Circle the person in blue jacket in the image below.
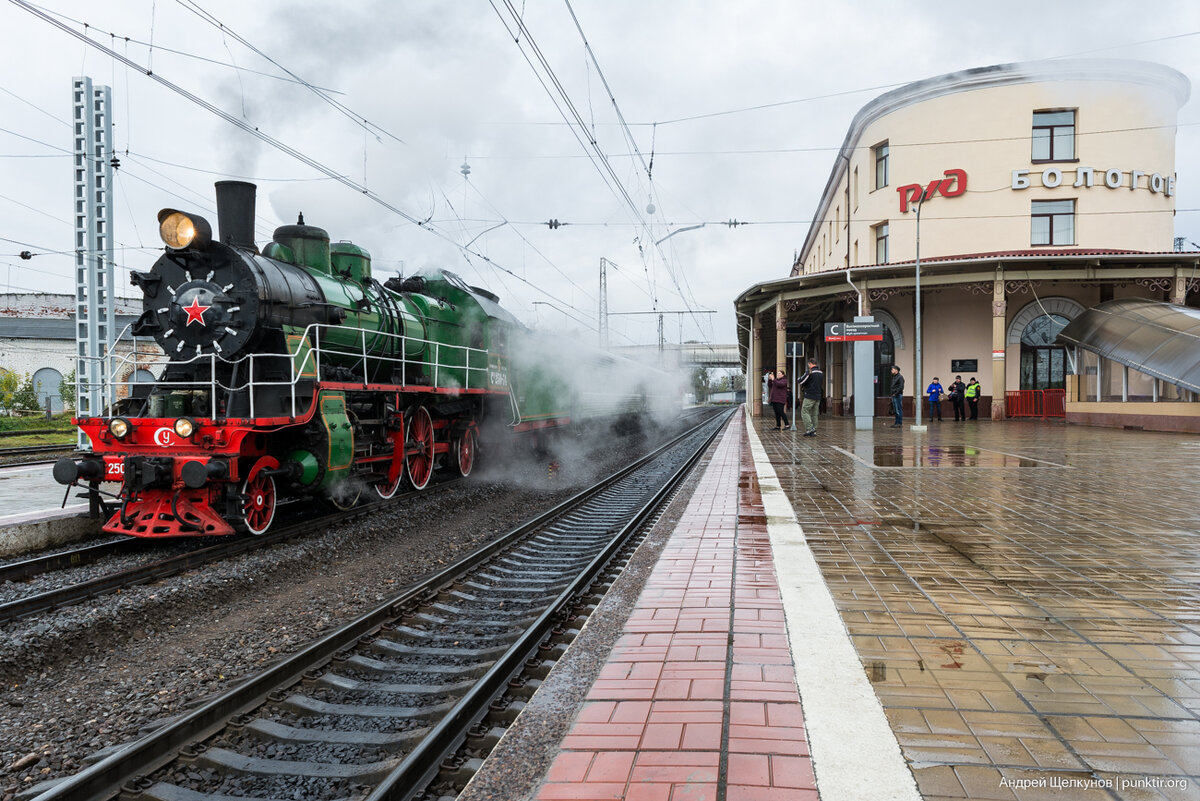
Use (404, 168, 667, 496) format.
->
(926, 377, 944, 421)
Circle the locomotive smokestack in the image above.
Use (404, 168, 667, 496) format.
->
(214, 180, 257, 251)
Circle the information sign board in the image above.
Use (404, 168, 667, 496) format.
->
(824, 322, 884, 342)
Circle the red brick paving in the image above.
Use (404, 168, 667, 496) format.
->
(536, 414, 819, 801)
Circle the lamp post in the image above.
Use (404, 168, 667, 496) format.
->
(912, 197, 927, 432)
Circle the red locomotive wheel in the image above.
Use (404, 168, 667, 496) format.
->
(455, 428, 477, 477)
(375, 464, 403, 499)
(240, 473, 276, 535)
(406, 406, 435, 490)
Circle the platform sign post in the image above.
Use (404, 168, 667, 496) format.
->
(786, 342, 803, 426)
(825, 319, 883, 430)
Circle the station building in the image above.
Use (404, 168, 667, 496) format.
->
(0, 293, 156, 413)
(736, 59, 1200, 429)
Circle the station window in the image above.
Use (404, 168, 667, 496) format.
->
(873, 142, 889, 189)
(1031, 200, 1075, 246)
(1032, 110, 1076, 161)
(873, 222, 889, 263)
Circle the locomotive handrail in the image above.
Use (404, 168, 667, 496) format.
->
(76, 319, 496, 420)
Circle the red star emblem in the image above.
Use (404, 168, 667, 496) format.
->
(182, 297, 211, 326)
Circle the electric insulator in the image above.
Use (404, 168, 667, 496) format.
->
(18, 251, 32, 260)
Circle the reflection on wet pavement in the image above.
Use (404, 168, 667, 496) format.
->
(832, 444, 1061, 468)
(868, 445, 1049, 468)
(757, 416, 1200, 800)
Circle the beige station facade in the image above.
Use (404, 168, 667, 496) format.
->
(737, 59, 1197, 424)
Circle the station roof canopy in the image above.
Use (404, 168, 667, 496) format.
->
(1056, 298, 1200, 393)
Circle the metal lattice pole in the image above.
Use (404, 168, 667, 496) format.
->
(73, 77, 115, 450)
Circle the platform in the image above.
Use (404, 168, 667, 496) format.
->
(0, 462, 87, 519)
(0, 462, 98, 556)
(463, 410, 1200, 801)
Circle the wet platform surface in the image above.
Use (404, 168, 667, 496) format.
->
(756, 415, 1200, 800)
(0, 462, 87, 523)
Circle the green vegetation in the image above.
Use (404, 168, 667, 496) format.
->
(0, 413, 77, 446)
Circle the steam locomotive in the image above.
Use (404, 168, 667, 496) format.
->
(54, 182, 674, 537)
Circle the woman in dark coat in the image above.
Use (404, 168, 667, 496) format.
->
(767, 370, 791, 430)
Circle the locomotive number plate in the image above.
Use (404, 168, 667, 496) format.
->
(105, 459, 125, 478)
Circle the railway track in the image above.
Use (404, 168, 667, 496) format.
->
(0, 479, 461, 625)
(0, 442, 76, 467)
(30, 408, 731, 801)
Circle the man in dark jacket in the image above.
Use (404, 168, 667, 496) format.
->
(890, 365, 904, 427)
(948, 375, 967, 421)
(798, 358, 824, 436)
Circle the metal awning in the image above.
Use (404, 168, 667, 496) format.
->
(1055, 298, 1200, 393)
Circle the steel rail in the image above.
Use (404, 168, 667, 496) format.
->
(0, 444, 74, 455)
(0, 536, 147, 585)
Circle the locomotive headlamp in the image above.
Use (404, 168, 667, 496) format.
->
(173, 417, 197, 439)
(108, 417, 132, 439)
(158, 209, 212, 251)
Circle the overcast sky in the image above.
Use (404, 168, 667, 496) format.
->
(2, 0, 1200, 351)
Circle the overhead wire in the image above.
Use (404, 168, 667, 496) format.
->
(10, 0, 593, 320)
(174, 0, 402, 145)
(490, 0, 659, 299)
(559, 0, 718, 341)
(494, 0, 715, 341)
(18, 1, 346, 93)
(462, 177, 598, 305)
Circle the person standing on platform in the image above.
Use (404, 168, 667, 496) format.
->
(798, 357, 824, 437)
(889, 365, 905, 427)
(948, 375, 967, 421)
(965, 377, 981, 420)
(767, 370, 791, 431)
(926, 377, 944, 421)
